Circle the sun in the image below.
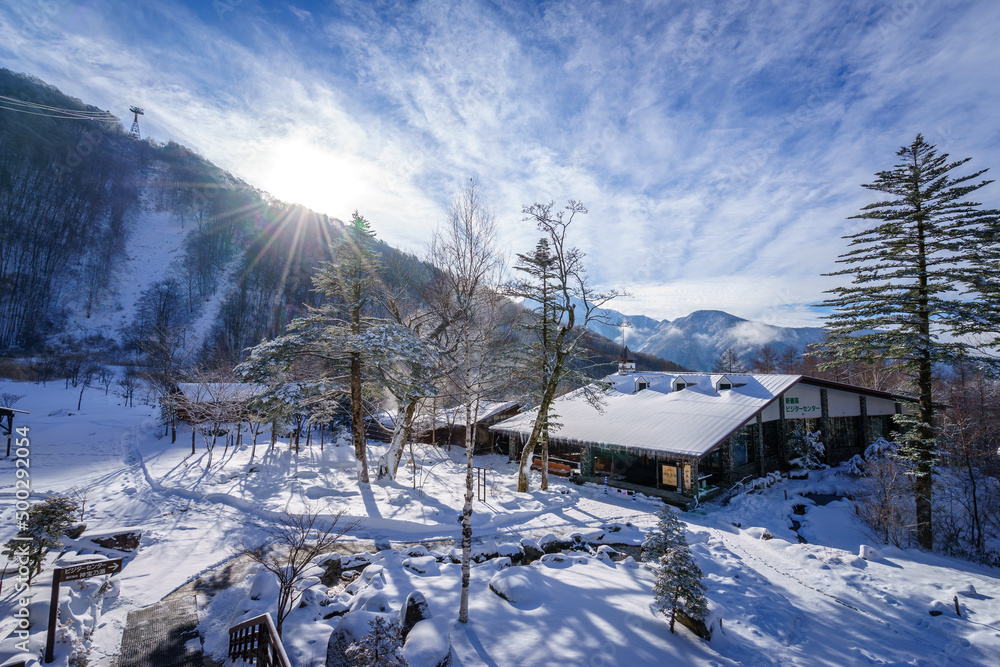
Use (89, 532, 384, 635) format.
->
(259, 137, 370, 216)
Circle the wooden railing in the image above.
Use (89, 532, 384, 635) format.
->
(228, 613, 291, 667)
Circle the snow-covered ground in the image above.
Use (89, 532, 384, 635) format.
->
(1, 380, 998, 666)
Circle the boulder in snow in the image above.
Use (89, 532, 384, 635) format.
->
(398, 590, 431, 639)
(403, 556, 439, 575)
(520, 538, 544, 562)
(927, 599, 950, 616)
(249, 568, 279, 602)
(538, 533, 573, 554)
(89, 529, 142, 552)
(489, 567, 543, 606)
(403, 619, 452, 667)
(471, 540, 499, 562)
(496, 542, 524, 561)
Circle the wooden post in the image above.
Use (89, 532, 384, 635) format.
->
(820, 389, 830, 464)
(755, 413, 764, 477)
(778, 396, 788, 468)
(45, 568, 62, 663)
(859, 395, 869, 448)
(954, 596, 962, 617)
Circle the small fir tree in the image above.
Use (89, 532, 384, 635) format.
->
(649, 506, 708, 634)
(788, 428, 825, 470)
(345, 616, 408, 666)
(3, 495, 79, 582)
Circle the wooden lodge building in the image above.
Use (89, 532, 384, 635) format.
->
(490, 361, 902, 507)
(368, 401, 521, 454)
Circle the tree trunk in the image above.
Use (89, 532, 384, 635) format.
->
(351, 350, 369, 483)
(540, 420, 549, 491)
(915, 215, 935, 550)
(517, 378, 561, 492)
(459, 400, 475, 623)
(377, 398, 419, 481)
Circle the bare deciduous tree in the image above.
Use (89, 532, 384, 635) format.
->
(235, 507, 355, 638)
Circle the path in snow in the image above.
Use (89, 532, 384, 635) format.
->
(118, 596, 204, 667)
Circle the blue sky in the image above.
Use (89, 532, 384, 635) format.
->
(2, 0, 999, 326)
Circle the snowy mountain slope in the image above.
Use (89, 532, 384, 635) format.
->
(1, 380, 997, 666)
(62, 197, 191, 343)
(586, 307, 826, 370)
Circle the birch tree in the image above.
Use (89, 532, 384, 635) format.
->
(430, 179, 509, 624)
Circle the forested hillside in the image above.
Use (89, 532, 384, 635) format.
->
(0, 69, 668, 377)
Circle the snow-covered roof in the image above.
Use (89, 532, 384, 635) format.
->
(492, 373, 800, 459)
(418, 401, 520, 428)
(176, 383, 266, 402)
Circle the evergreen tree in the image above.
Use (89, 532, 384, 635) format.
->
(507, 201, 626, 493)
(649, 506, 708, 634)
(513, 238, 560, 489)
(818, 134, 999, 550)
(3, 495, 78, 582)
(237, 212, 389, 483)
(346, 616, 408, 666)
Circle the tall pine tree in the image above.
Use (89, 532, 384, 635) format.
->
(819, 134, 998, 550)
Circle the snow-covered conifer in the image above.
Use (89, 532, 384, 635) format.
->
(345, 616, 408, 666)
(818, 134, 1000, 549)
(648, 506, 708, 634)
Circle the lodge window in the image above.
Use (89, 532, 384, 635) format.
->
(637, 381, 649, 391)
(675, 382, 686, 391)
(719, 382, 732, 390)
(732, 425, 755, 467)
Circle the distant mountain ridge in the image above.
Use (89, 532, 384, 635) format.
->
(587, 306, 825, 371)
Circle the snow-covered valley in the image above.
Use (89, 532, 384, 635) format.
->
(1, 381, 998, 666)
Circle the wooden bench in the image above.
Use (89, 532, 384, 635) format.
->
(530, 455, 580, 478)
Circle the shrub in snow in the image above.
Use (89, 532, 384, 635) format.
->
(649, 506, 708, 634)
(345, 616, 408, 666)
(840, 454, 866, 477)
(852, 457, 914, 548)
(864, 437, 900, 461)
(789, 429, 825, 470)
(642, 505, 675, 563)
(234, 507, 354, 638)
(3, 495, 79, 582)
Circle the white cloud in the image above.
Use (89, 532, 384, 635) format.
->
(2, 0, 998, 328)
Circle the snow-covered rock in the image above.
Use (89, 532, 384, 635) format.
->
(953, 584, 978, 597)
(403, 618, 452, 667)
(489, 567, 543, 606)
(398, 590, 431, 639)
(858, 545, 881, 561)
(403, 556, 439, 575)
(249, 567, 279, 602)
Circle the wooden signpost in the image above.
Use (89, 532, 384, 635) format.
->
(45, 558, 123, 663)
